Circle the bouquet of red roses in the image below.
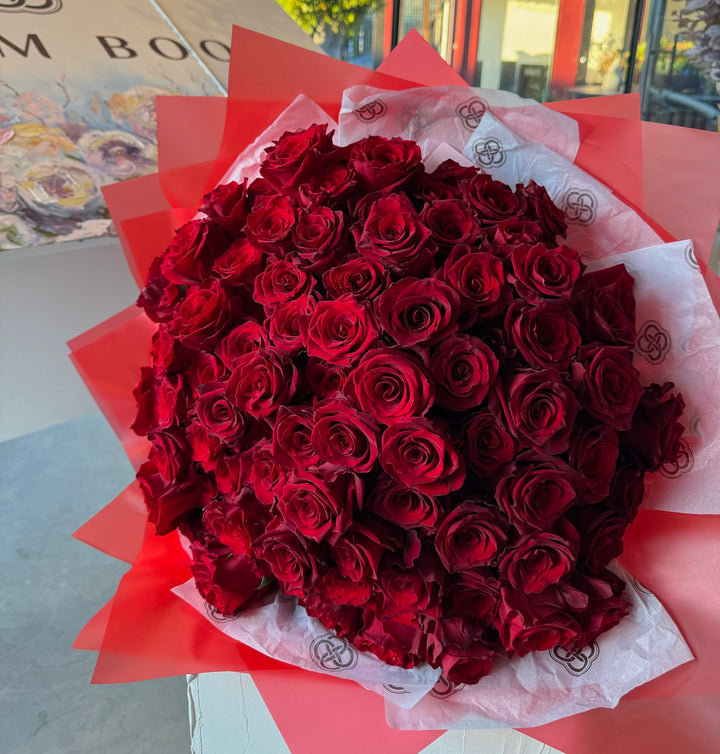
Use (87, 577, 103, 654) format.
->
(72, 27, 720, 754)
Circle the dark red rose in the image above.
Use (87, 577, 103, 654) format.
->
(354, 614, 425, 669)
(203, 487, 270, 556)
(150, 327, 193, 373)
(509, 243, 583, 303)
(376, 277, 460, 348)
(462, 410, 516, 478)
(620, 382, 685, 471)
(277, 471, 360, 543)
(200, 180, 254, 235)
(212, 237, 264, 286)
(486, 218, 544, 249)
(293, 206, 347, 272)
(260, 124, 334, 192)
(304, 294, 379, 367)
(131, 367, 159, 436)
(226, 347, 297, 418)
(447, 570, 501, 626)
(604, 465, 645, 522)
(496, 455, 578, 531)
(254, 520, 318, 597)
(218, 320, 269, 368)
(568, 423, 620, 502)
(350, 135, 423, 193)
(272, 405, 319, 470)
(195, 382, 246, 442)
(305, 358, 348, 399)
(137, 257, 182, 323)
(322, 257, 388, 302)
(575, 264, 636, 346)
(301, 594, 363, 641)
(212, 452, 246, 496)
(578, 509, 631, 571)
(312, 397, 380, 473)
(186, 421, 224, 469)
(367, 476, 439, 530)
(505, 301, 581, 370)
(416, 159, 477, 202)
(572, 570, 630, 649)
(497, 368, 579, 454)
(297, 159, 357, 210)
(572, 345, 642, 431)
(464, 173, 526, 225)
(331, 521, 395, 582)
(355, 192, 435, 274)
(380, 418, 465, 496)
(420, 199, 480, 248)
(190, 533, 274, 616)
(425, 617, 497, 683)
(432, 334, 499, 411)
(345, 347, 434, 425)
(169, 280, 232, 351)
(378, 567, 431, 617)
(160, 218, 231, 284)
(148, 428, 191, 482)
(185, 353, 229, 394)
(246, 440, 287, 505)
(435, 502, 509, 572)
(497, 587, 579, 657)
(253, 258, 315, 309)
(518, 180, 568, 240)
(266, 293, 316, 356)
(499, 525, 579, 594)
(246, 195, 297, 252)
(314, 568, 373, 608)
(441, 245, 510, 321)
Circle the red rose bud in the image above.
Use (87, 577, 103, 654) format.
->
(376, 277, 460, 348)
(509, 243, 583, 303)
(517, 179, 568, 240)
(349, 134, 424, 193)
(253, 257, 315, 310)
(380, 418, 465, 496)
(574, 264, 637, 347)
(367, 476, 439, 530)
(246, 440, 287, 505)
(420, 199, 481, 248)
(226, 347, 297, 419)
(195, 382, 246, 442)
(254, 520, 318, 598)
(293, 206, 347, 273)
(304, 294, 379, 367)
(200, 179, 254, 235)
(322, 257, 388, 302)
(266, 293, 317, 356)
(462, 410, 516, 478)
(169, 280, 233, 351)
(272, 404, 319, 471)
(435, 502, 509, 572)
(246, 195, 297, 252)
(212, 237, 264, 286)
(442, 245, 510, 321)
(432, 334, 499, 411)
(260, 124, 335, 192)
(160, 218, 231, 284)
(346, 347, 434, 425)
(218, 320, 270, 368)
(463, 172, 526, 225)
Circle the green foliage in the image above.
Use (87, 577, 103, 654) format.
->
(277, 0, 381, 40)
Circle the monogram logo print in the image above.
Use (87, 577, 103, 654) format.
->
(383, 683, 410, 695)
(550, 643, 600, 676)
(398, 104, 431, 135)
(429, 676, 465, 699)
(564, 189, 598, 225)
(636, 320, 671, 364)
(472, 138, 506, 168)
(455, 98, 488, 130)
(309, 634, 358, 671)
(204, 603, 235, 623)
(353, 99, 388, 122)
(0, 0, 62, 12)
(631, 576, 653, 596)
(659, 437, 694, 479)
(684, 243, 700, 271)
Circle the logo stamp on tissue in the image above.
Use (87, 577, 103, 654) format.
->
(455, 98, 488, 130)
(472, 138, 506, 168)
(550, 643, 600, 676)
(659, 438, 694, 479)
(310, 634, 358, 671)
(0, 0, 62, 12)
(204, 603, 235, 622)
(684, 243, 700, 271)
(398, 104, 431, 135)
(636, 320, 671, 364)
(429, 676, 465, 698)
(383, 683, 411, 695)
(631, 576, 653, 595)
(353, 99, 388, 122)
(563, 189, 598, 225)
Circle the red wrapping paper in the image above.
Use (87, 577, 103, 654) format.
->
(71, 26, 720, 754)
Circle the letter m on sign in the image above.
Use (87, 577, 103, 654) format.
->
(0, 34, 50, 57)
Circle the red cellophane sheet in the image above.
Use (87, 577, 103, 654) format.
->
(71, 27, 720, 754)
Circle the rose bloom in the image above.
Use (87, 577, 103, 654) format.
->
(160, 218, 230, 284)
(510, 243, 583, 303)
(260, 123, 334, 191)
(420, 199, 480, 248)
(462, 410, 516, 478)
(366, 475, 440, 530)
(170, 279, 232, 351)
(463, 172, 526, 225)
(322, 257, 388, 302)
(226, 347, 297, 418)
(432, 334, 499, 411)
(253, 257, 315, 309)
(442, 244, 510, 321)
(349, 134, 423, 193)
(435, 502, 509, 572)
(200, 179, 254, 235)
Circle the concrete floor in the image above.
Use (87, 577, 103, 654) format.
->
(0, 414, 190, 754)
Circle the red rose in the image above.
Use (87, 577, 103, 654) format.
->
(277, 471, 360, 543)
(426, 617, 497, 684)
(575, 264, 637, 346)
(148, 428, 191, 482)
(497, 369, 579, 454)
(322, 257, 388, 302)
(314, 568, 373, 608)
(354, 614, 425, 669)
(486, 218, 544, 249)
(517, 180, 568, 240)
(304, 294, 379, 367)
(186, 421, 223, 469)
(420, 199, 480, 248)
(246, 195, 297, 252)
(331, 521, 395, 582)
(311, 397, 380, 473)
(203, 487, 270, 556)
(499, 526, 579, 594)
(246, 440, 286, 505)
(297, 159, 358, 210)
(200, 179, 254, 235)
(505, 301, 581, 370)
(305, 358, 348, 399)
(260, 124, 334, 192)
(462, 410, 516, 478)
(378, 567, 431, 617)
(435, 502, 509, 572)
(380, 418, 465, 496)
(212, 237, 264, 286)
(218, 320, 269, 368)
(345, 347, 434, 425)
(416, 159, 476, 202)
(132, 368, 187, 435)
(441, 244, 510, 321)
(272, 405, 319, 470)
(293, 206, 347, 272)
(137, 257, 182, 323)
(226, 347, 297, 418)
(253, 258, 315, 310)
(495, 455, 578, 531)
(160, 218, 231, 284)
(254, 520, 318, 597)
(195, 382, 246, 442)
(509, 243, 583, 303)
(375, 277, 460, 348)
(572, 345, 642, 431)
(355, 193, 435, 274)
(463, 173, 526, 225)
(432, 334, 499, 411)
(568, 423, 620, 502)
(448, 570, 500, 626)
(349, 135, 423, 193)
(367, 476, 439, 530)
(170, 280, 233, 351)
(266, 293, 316, 356)
(185, 353, 229, 395)
(573, 570, 630, 649)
